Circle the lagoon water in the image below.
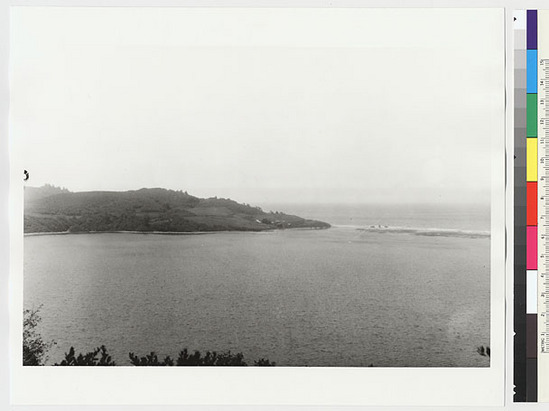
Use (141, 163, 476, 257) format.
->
(24, 204, 490, 367)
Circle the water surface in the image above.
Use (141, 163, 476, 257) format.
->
(24, 224, 490, 367)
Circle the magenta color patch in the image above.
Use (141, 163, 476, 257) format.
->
(527, 226, 537, 269)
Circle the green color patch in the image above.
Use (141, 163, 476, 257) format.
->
(527, 93, 538, 137)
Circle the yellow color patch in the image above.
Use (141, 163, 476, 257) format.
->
(527, 138, 538, 182)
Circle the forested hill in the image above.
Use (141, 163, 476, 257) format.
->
(24, 185, 331, 234)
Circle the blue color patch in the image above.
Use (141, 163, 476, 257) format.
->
(527, 49, 538, 93)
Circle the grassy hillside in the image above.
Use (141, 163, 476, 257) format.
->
(24, 186, 330, 234)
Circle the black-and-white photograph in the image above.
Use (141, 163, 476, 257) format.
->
(13, 7, 503, 369)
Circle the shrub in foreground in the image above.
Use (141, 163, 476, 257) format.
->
(54, 346, 275, 366)
(55, 345, 116, 366)
(23, 306, 55, 366)
(477, 346, 491, 358)
(129, 348, 275, 366)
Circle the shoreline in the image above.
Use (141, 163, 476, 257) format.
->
(24, 226, 331, 237)
(24, 230, 258, 237)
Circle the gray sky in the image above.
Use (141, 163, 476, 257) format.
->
(11, 8, 503, 205)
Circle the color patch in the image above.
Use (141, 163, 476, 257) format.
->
(527, 138, 538, 181)
(528, 10, 538, 49)
(527, 94, 538, 137)
(527, 270, 538, 314)
(527, 314, 538, 355)
(527, 226, 537, 269)
(527, 358, 538, 401)
(527, 182, 537, 226)
(527, 50, 538, 93)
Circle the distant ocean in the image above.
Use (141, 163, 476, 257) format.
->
(259, 202, 491, 233)
(24, 202, 490, 367)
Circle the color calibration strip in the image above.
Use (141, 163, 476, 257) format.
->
(514, 10, 530, 402)
(527, 9, 538, 403)
(515, 9, 544, 402)
(517, 9, 549, 403)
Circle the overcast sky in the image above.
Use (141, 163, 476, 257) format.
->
(11, 8, 503, 205)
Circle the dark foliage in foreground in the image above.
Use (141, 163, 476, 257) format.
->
(128, 352, 174, 366)
(23, 306, 56, 366)
(53, 346, 275, 366)
(129, 348, 252, 366)
(55, 345, 116, 366)
(477, 346, 491, 358)
(253, 358, 276, 366)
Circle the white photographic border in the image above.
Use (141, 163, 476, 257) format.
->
(7, 6, 505, 407)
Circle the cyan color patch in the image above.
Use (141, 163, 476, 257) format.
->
(527, 49, 538, 93)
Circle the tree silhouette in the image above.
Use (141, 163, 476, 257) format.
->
(55, 345, 116, 366)
(477, 346, 491, 358)
(23, 306, 55, 366)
